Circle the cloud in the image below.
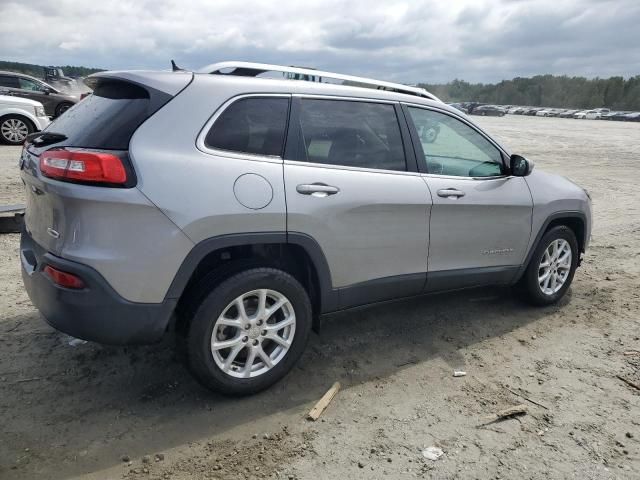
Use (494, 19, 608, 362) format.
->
(0, 0, 638, 83)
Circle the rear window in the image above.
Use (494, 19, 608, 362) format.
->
(42, 79, 165, 150)
(204, 97, 289, 157)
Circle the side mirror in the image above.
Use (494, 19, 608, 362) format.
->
(510, 154, 534, 176)
(43, 87, 52, 95)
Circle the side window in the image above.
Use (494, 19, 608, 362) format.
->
(205, 97, 289, 157)
(18, 78, 44, 92)
(407, 107, 504, 177)
(298, 99, 406, 171)
(0, 75, 19, 88)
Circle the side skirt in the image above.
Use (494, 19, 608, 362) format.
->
(425, 266, 520, 293)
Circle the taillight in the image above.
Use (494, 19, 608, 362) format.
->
(40, 148, 128, 185)
(43, 265, 85, 289)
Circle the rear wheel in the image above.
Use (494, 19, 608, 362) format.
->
(187, 268, 312, 395)
(521, 226, 579, 305)
(0, 115, 33, 145)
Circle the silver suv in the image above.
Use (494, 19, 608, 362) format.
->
(19, 62, 592, 395)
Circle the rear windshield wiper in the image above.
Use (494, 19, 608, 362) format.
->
(26, 132, 68, 148)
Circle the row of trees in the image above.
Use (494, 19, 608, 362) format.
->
(418, 75, 640, 111)
(0, 61, 104, 79)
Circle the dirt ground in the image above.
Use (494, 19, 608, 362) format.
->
(1, 115, 639, 480)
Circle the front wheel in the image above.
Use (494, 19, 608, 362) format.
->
(520, 226, 579, 305)
(187, 268, 312, 395)
(0, 115, 33, 145)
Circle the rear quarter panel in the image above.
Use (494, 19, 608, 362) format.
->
(129, 75, 287, 243)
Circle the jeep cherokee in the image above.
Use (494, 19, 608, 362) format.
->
(19, 62, 592, 395)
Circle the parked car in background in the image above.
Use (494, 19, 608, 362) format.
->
(472, 105, 506, 116)
(0, 94, 50, 145)
(447, 102, 467, 114)
(559, 110, 579, 118)
(624, 112, 640, 122)
(576, 108, 610, 120)
(18, 61, 591, 395)
(0, 71, 78, 117)
(546, 109, 563, 117)
(462, 102, 484, 114)
(536, 109, 561, 117)
(601, 111, 628, 121)
(573, 110, 591, 119)
(524, 108, 542, 116)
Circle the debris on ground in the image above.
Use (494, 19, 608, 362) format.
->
(66, 336, 88, 347)
(453, 370, 467, 377)
(307, 382, 341, 421)
(479, 404, 528, 426)
(616, 375, 640, 391)
(422, 446, 444, 461)
(504, 386, 550, 410)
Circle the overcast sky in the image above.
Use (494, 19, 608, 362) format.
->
(1, 0, 638, 84)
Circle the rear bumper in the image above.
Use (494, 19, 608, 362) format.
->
(20, 230, 176, 345)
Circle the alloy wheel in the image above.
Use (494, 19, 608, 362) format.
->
(210, 289, 296, 378)
(1, 118, 28, 143)
(538, 239, 572, 295)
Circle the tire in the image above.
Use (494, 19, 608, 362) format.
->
(187, 268, 312, 395)
(520, 226, 579, 306)
(0, 115, 34, 145)
(55, 102, 74, 117)
(423, 126, 439, 143)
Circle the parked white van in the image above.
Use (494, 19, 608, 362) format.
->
(0, 95, 51, 145)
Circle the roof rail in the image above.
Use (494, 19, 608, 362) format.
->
(198, 61, 441, 102)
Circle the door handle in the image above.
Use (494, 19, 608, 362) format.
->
(437, 188, 466, 198)
(296, 183, 340, 197)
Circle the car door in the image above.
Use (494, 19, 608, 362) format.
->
(403, 104, 533, 291)
(284, 97, 432, 309)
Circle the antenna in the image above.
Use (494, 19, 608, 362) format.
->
(171, 60, 185, 72)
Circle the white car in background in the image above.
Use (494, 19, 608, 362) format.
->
(574, 108, 609, 120)
(0, 95, 50, 145)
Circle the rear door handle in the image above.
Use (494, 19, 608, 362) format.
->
(437, 188, 466, 198)
(296, 183, 340, 197)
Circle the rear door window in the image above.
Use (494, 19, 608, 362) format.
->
(0, 75, 19, 88)
(297, 99, 406, 171)
(204, 97, 290, 157)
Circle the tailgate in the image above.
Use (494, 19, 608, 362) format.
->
(20, 147, 66, 255)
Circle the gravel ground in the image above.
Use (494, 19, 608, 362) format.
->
(0, 115, 639, 479)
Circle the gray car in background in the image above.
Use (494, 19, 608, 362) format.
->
(0, 71, 78, 117)
(19, 62, 592, 395)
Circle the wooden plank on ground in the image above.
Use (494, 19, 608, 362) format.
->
(307, 382, 341, 421)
